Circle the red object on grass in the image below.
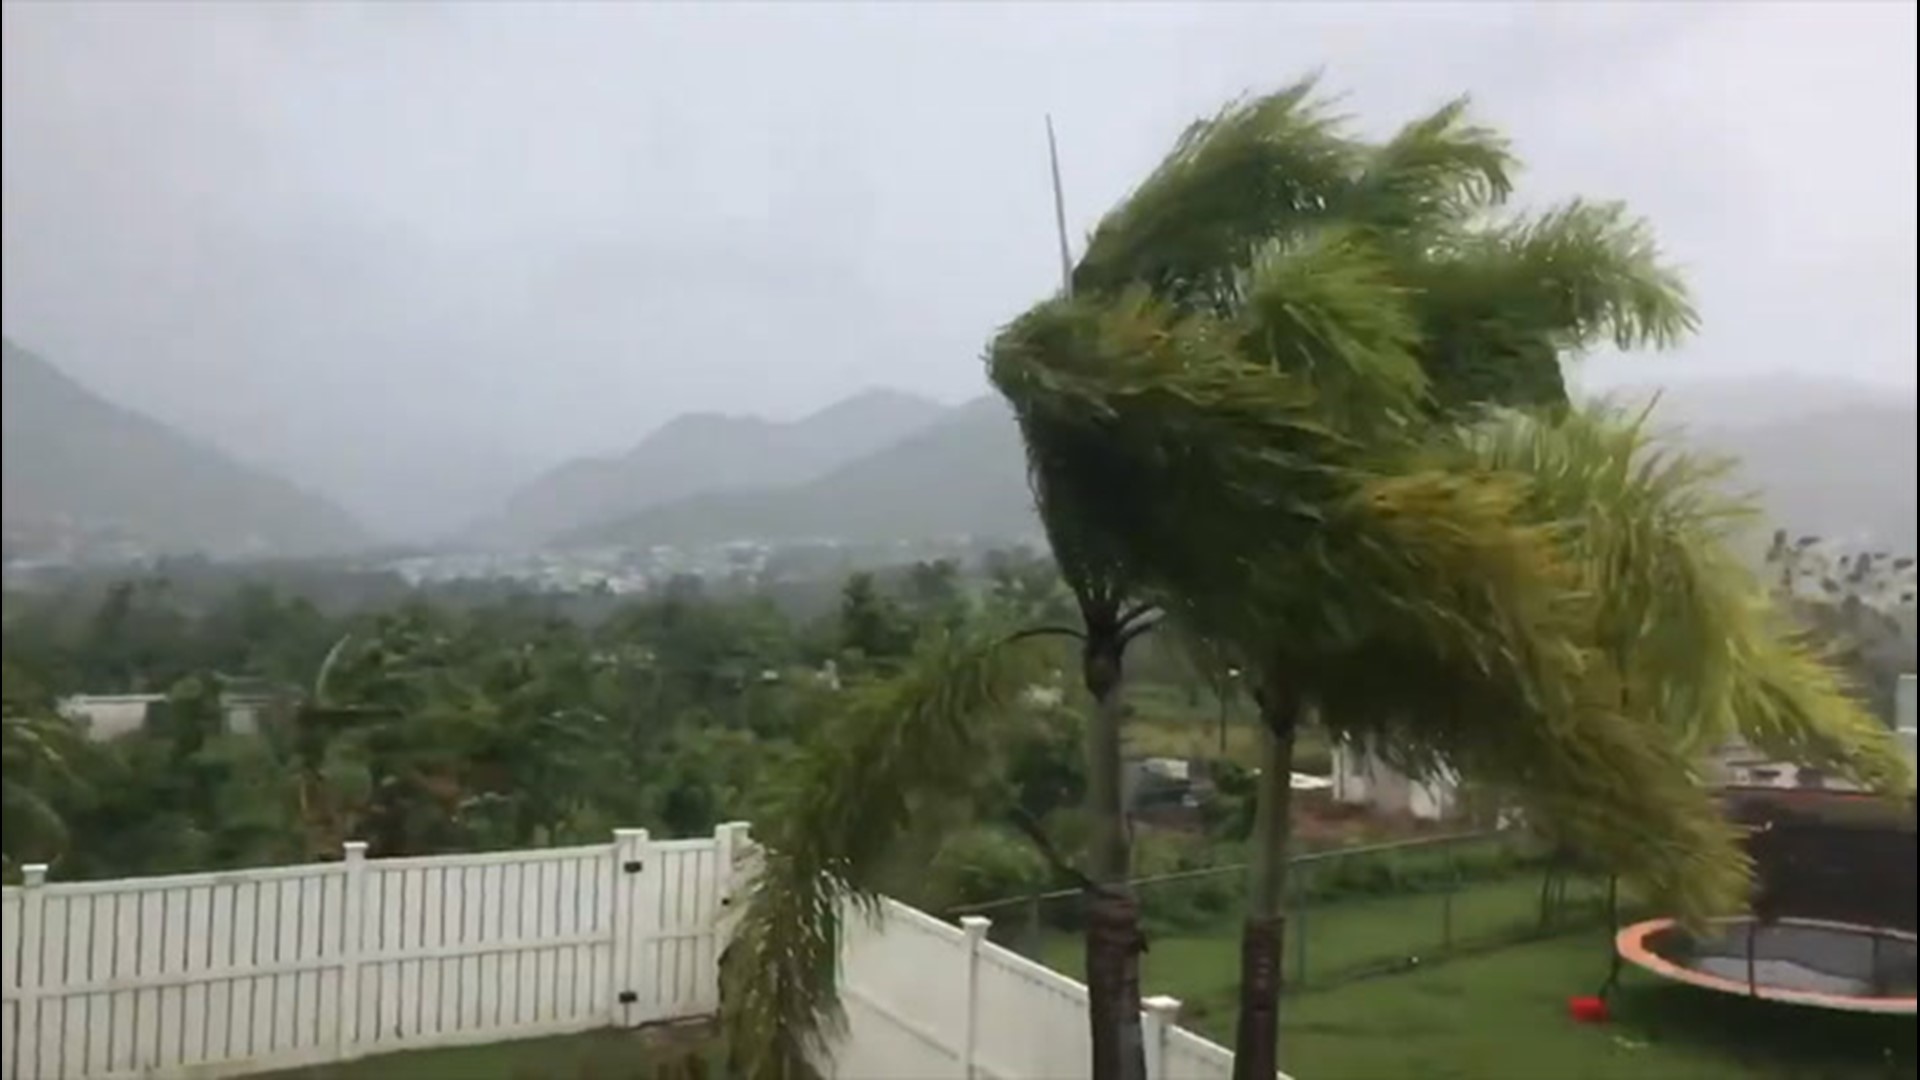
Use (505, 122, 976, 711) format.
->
(1567, 995, 1610, 1024)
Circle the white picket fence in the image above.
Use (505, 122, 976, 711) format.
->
(1, 824, 750, 1080)
(823, 898, 1267, 1080)
(5, 824, 1269, 1080)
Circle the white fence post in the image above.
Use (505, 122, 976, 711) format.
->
(17, 864, 49, 1080)
(337, 841, 369, 1062)
(716, 820, 751, 899)
(1142, 995, 1182, 1080)
(959, 914, 991, 1079)
(609, 828, 649, 1027)
(714, 821, 753, 1011)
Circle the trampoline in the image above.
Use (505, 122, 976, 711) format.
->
(1605, 785, 1917, 1015)
(1616, 916, 1917, 1014)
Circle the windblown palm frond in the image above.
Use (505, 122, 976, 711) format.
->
(1073, 77, 1359, 309)
(1406, 199, 1698, 413)
(720, 627, 1036, 1079)
(1452, 403, 1758, 745)
(988, 290, 1358, 619)
(1341, 96, 1516, 237)
(1725, 618, 1913, 795)
(1233, 227, 1428, 430)
(1285, 465, 1751, 919)
(1447, 403, 1909, 793)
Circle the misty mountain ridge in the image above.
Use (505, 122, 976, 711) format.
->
(481, 387, 948, 546)
(552, 376, 1916, 557)
(555, 395, 1033, 550)
(1592, 378, 1916, 554)
(2, 338, 369, 559)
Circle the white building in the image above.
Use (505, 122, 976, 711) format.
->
(57, 693, 165, 740)
(59, 691, 274, 741)
(1330, 744, 1458, 821)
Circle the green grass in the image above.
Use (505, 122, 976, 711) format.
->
(1281, 934, 1914, 1080)
(255, 1024, 718, 1080)
(267, 869, 1912, 1080)
(1037, 873, 1912, 1078)
(1038, 872, 1575, 1005)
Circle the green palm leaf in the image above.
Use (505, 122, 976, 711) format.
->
(720, 627, 1036, 1079)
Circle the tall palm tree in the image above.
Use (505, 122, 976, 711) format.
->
(720, 77, 1909, 1080)
(985, 81, 1909, 1079)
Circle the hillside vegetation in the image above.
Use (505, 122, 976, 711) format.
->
(2, 339, 368, 558)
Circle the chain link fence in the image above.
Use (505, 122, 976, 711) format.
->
(946, 830, 1613, 994)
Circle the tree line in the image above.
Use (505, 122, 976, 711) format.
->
(0, 554, 1143, 893)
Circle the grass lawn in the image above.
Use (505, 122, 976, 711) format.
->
(1040, 873, 1576, 1002)
(1039, 873, 1912, 1078)
(255, 1021, 717, 1080)
(1280, 934, 1915, 1080)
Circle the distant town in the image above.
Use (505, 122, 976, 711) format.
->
(2, 518, 1044, 596)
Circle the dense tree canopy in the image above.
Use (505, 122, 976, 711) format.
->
(0, 551, 1104, 889)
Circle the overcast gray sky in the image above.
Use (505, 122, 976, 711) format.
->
(3, 0, 1915, 539)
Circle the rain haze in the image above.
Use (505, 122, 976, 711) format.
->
(3, 0, 1915, 542)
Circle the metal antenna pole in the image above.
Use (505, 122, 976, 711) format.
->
(1046, 115, 1074, 297)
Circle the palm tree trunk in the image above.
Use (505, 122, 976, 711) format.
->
(1232, 683, 1300, 1080)
(1082, 630, 1147, 1080)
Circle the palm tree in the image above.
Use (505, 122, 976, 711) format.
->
(719, 627, 1033, 1079)
(985, 80, 1909, 1079)
(719, 77, 1909, 1080)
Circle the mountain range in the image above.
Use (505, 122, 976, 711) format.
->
(2, 339, 367, 559)
(1597, 377, 1917, 554)
(544, 376, 1917, 557)
(6, 333, 1912, 562)
(550, 395, 1035, 550)
(477, 389, 948, 546)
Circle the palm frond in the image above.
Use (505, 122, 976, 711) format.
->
(720, 627, 1038, 1079)
(1234, 227, 1428, 430)
(1406, 200, 1696, 412)
(1276, 466, 1753, 920)
(1728, 618, 1913, 794)
(1073, 77, 1359, 308)
(988, 291, 1356, 619)
(1452, 405, 1756, 743)
(1449, 404, 1909, 793)
(1342, 96, 1516, 236)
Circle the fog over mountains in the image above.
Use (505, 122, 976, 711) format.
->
(1596, 377, 1918, 554)
(2, 338, 367, 559)
(549, 395, 1033, 551)
(477, 389, 948, 546)
(541, 376, 1917, 557)
(5, 335, 1913, 562)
